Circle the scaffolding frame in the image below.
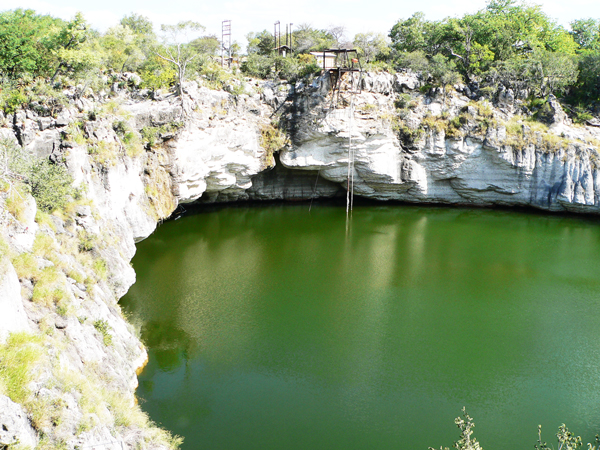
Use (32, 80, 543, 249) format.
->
(321, 49, 363, 108)
(221, 20, 231, 68)
(274, 21, 293, 56)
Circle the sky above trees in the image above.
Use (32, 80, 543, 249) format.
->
(1, 0, 599, 46)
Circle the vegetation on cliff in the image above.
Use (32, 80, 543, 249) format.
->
(0, 2, 600, 449)
(0, 0, 599, 124)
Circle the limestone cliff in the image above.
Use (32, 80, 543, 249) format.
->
(1, 70, 600, 449)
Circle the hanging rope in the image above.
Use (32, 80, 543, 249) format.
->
(309, 167, 321, 213)
(346, 73, 357, 219)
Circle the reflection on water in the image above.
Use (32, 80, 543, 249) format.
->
(121, 204, 600, 450)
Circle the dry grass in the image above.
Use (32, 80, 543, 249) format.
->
(12, 252, 40, 280)
(33, 232, 57, 259)
(0, 333, 44, 403)
(144, 165, 176, 221)
(501, 116, 569, 153)
(35, 211, 57, 231)
(88, 140, 119, 166)
(5, 189, 29, 223)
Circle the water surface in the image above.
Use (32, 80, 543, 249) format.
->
(121, 204, 600, 450)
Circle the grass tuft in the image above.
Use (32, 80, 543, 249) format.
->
(0, 332, 43, 403)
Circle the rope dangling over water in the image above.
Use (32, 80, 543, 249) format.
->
(345, 75, 357, 236)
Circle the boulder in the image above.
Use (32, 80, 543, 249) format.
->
(0, 395, 37, 448)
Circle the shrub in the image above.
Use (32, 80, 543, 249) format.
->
(139, 54, 177, 91)
(93, 319, 112, 346)
(27, 160, 78, 213)
(88, 140, 118, 166)
(259, 122, 286, 166)
(124, 132, 144, 158)
(77, 229, 96, 252)
(198, 61, 234, 91)
(241, 54, 273, 79)
(1, 140, 31, 186)
(33, 232, 56, 258)
(2, 87, 28, 114)
(11, 252, 40, 280)
(395, 93, 412, 110)
(140, 122, 183, 149)
(32, 284, 68, 308)
(92, 258, 108, 281)
(5, 188, 29, 222)
(112, 119, 129, 136)
(0, 333, 43, 403)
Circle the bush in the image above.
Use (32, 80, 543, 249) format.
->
(27, 160, 78, 213)
(139, 54, 177, 90)
(259, 122, 286, 165)
(241, 54, 273, 79)
(2, 139, 79, 213)
(2, 87, 28, 114)
(197, 61, 234, 91)
(0, 333, 43, 403)
(140, 122, 183, 149)
(93, 319, 112, 346)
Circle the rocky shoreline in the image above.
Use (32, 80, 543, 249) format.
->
(1, 70, 600, 449)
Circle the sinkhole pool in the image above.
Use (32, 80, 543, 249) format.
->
(121, 203, 600, 450)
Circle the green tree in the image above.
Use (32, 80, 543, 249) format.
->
(389, 12, 433, 54)
(395, 50, 429, 74)
(528, 49, 578, 96)
(292, 24, 335, 53)
(101, 25, 145, 73)
(27, 159, 77, 212)
(246, 30, 274, 56)
(0, 9, 61, 78)
(155, 21, 204, 95)
(190, 35, 220, 56)
(429, 53, 461, 104)
(50, 12, 94, 82)
(570, 19, 600, 50)
(573, 50, 600, 102)
(120, 13, 154, 36)
(353, 32, 390, 63)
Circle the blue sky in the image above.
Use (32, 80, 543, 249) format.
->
(1, 0, 599, 47)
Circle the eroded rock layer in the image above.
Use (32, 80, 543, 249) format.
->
(2, 71, 600, 449)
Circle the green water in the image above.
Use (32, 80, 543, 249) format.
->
(121, 204, 600, 450)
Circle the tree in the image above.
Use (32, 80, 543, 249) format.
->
(50, 12, 95, 82)
(0, 9, 63, 78)
(570, 19, 600, 50)
(292, 24, 335, 53)
(353, 32, 390, 63)
(395, 50, 429, 74)
(488, 57, 539, 93)
(429, 53, 461, 105)
(190, 35, 220, 56)
(246, 30, 274, 56)
(328, 25, 347, 48)
(230, 41, 241, 59)
(533, 49, 578, 96)
(575, 50, 600, 102)
(155, 21, 204, 96)
(120, 13, 154, 36)
(389, 12, 444, 55)
(101, 25, 145, 73)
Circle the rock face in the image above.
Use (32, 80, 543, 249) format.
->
(2, 71, 600, 449)
(277, 72, 600, 214)
(0, 263, 29, 343)
(0, 395, 37, 449)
